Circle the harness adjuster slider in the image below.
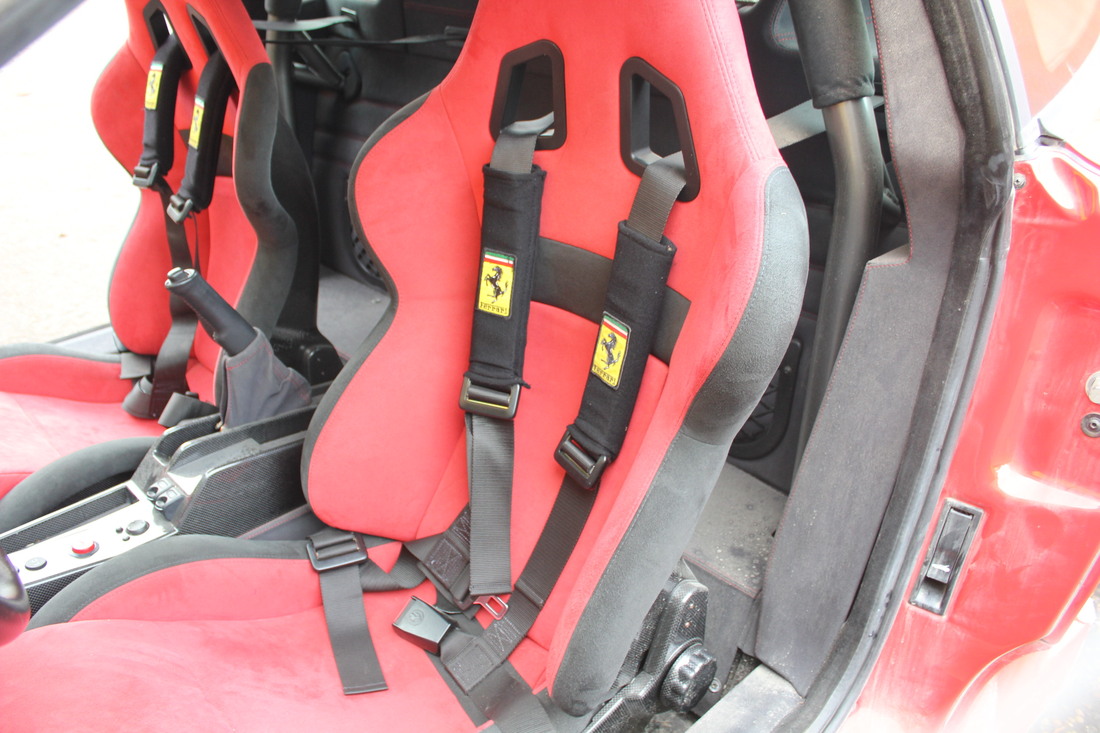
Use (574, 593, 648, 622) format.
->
(167, 193, 195, 223)
(474, 595, 509, 620)
(459, 376, 520, 420)
(132, 162, 160, 189)
(555, 427, 609, 490)
(308, 531, 368, 572)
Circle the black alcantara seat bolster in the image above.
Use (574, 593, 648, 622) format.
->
(29, 535, 309, 628)
(0, 437, 157, 534)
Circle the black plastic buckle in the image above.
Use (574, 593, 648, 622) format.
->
(393, 597, 455, 655)
(167, 193, 194, 223)
(308, 531, 368, 572)
(459, 377, 520, 419)
(132, 162, 159, 189)
(554, 427, 609, 489)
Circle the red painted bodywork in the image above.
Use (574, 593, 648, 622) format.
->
(847, 148, 1100, 730)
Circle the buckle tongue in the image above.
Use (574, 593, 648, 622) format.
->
(308, 531, 368, 572)
(459, 377, 520, 419)
(474, 595, 509, 620)
(554, 427, 609, 490)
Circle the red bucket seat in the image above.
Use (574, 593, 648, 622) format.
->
(0, 0, 312, 506)
(0, 0, 807, 727)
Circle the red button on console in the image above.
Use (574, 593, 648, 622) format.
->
(71, 538, 99, 557)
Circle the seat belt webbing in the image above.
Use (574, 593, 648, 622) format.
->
(442, 154, 687, 698)
(311, 528, 437, 695)
(317, 557, 387, 694)
(462, 113, 554, 601)
(767, 95, 884, 150)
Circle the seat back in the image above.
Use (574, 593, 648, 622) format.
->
(99, 0, 314, 400)
(303, 0, 807, 714)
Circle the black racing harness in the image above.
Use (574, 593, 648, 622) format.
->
(307, 111, 688, 729)
(122, 45, 235, 421)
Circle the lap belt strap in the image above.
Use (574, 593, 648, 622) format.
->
(440, 154, 687, 700)
(168, 50, 234, 223)
(462, 114, 554, 602)
(309, 528, 430, 695)
(123, 38, 199, 420)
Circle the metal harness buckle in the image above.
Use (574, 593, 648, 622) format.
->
(459, 376, 521, 419)
(554, 427, 609, 490)
(474, 595, 509, 620)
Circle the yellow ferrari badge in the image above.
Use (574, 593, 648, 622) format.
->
(144, 63, 163, 111)
(477, 250, 515, 317)
(188, 98, 205, 149)
(592, 313, 630, 388)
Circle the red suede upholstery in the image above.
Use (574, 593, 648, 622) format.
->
(307, 0, 780, 697)
(0, 546, 492, 733)
(0, 354, 215, 498)
(0, 0, 275, 500)
(0, 0, 795, 726)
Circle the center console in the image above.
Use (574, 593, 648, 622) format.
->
(0, 406, 320, 612)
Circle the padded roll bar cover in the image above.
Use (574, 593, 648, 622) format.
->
(311, 0, 806, 716)
(785, 0, 875, 108)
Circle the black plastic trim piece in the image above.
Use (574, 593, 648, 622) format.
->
(909, 500, 982, 615)
(619, 57, 700, 202)
(187, 8, 218, 57)
(489, 40, 567, 151)
(143, 2, 171, 47)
